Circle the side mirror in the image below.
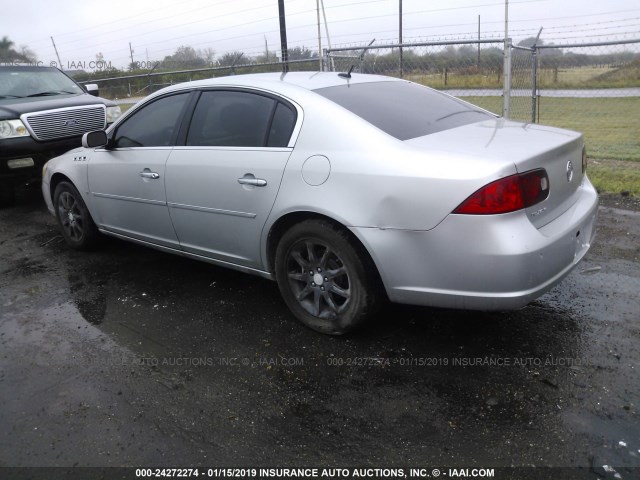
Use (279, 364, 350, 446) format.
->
(85, 83, 99, 97)
(82, 130, 108, 148)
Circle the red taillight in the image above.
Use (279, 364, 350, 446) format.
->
(453, 169, 549, 215)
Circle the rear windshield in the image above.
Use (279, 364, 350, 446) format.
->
(313, 81, 495, 140)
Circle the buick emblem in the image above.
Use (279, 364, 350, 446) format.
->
(566, 160, 574, 182)
(64, 119, 79, 127)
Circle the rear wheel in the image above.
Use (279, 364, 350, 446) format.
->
(275, 220, 379, 335)
(53, 181, 100, 250)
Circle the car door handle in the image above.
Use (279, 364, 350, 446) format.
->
(140, 171, 160, 179)
(237, 177, 267, 187)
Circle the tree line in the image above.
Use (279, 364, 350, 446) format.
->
(3, 35, 637, 97)
(0, 36, 37, 63)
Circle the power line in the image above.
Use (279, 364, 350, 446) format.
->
(26, 2, 640, 66)
(29, 0, 291, 46)
(52, 0, 387, 55)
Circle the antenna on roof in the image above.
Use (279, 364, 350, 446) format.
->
(338, 65, 354, 79)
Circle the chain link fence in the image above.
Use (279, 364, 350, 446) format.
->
(507, 41, 536, 122)
(532, 41, 640, 163)
(325, 38, 640, 194)
(78, 38, 639, 194)
(323, 39, 545, 122)
(325, 39, 506, 98)
(80, 59, 319, 103)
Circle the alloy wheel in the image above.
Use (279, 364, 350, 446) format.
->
(285, 240, 351, 319)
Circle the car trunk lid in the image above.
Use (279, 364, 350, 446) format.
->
(405, 118, 584, 228)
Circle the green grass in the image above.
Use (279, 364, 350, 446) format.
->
(538, 62, 640, 89)
(461, 96, 640, 162)
(407, 72, 503, 89)
(588, 160, 640, 196)
(119, 103, 135, 113)
(540, 98, 640, 162)
(459, 95, 640, 195)
(536, 65, 640, 89)
(407, 63, 640, 90)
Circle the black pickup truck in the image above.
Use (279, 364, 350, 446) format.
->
(0, 65, 121, 206)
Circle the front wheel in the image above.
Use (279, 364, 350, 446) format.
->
(53, 181, 100, 250)
(275, 220, 380, 335)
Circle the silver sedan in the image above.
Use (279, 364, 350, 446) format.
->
(42, 72, 598, 334)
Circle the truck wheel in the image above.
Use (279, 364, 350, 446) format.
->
(0, 182, 16, 208)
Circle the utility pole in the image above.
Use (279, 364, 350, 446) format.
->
(50, 37, 63, 69)
(278, 0, 289, 73)
(477, 15, 481, 68)
(503, 0, 511, 118)
(399, 0, 403, 78)
(320, 0, 334, 71)
(316, 0, 322, 71)
(129, 42, 135, 69)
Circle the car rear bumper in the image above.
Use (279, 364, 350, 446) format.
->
(351, 176, 598, 311)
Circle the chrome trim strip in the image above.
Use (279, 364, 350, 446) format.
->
(106, 147, 174, 151)
(92, 192, 166, 206)
(167, 202, 256, 218)
(171, 146, 291, 152)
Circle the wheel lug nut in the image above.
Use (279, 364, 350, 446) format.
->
(321, 286, 325, 291)
(312, 282, 316, 287)
(317, 268, 321, 272)
(309, 271, 313, 275)
(324, 277, 328, 281)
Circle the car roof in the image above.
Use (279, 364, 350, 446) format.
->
(153, 71, 403, 99)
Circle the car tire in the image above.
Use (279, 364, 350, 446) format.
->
(0, 181, 16, 208)
(275, 219, 380, 335)
(53, 181, 100, 250)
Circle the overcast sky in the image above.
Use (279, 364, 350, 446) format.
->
(3, 0, 639, 70)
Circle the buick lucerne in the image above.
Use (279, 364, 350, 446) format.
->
(41, 72, 598, 334)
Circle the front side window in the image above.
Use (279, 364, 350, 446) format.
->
(113, 92, 189, 148)
(314, 81, 495, 140)
(186, 90, 296, 148)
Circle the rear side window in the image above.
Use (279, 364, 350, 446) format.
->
(187, 90, 292, 147)
(267, 102, 296, 147)
(313, 81, 494, 140)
